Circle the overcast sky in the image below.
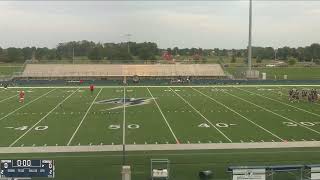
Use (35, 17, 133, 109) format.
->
(0, 1, 319, 49)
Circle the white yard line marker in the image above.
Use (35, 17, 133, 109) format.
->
(0, 94, 17, 103)
(192, 87, 284, 142)
(9, 88, 79, 147)
(225, 89, 320, 136)
(171, 87, 233, 143)
(0, 89, 56, 122)
(123, 86, 126, 146)
(237, 87, 320, 118)
(147, 87, 180, 144)
(67, 88, 102, 146)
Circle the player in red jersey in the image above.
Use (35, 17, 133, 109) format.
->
(90, 84, 94, 96)
(19, 90, 25, 103)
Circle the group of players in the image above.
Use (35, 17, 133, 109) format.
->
(288, 88, 319, 103)
(17, 84, 95, 103)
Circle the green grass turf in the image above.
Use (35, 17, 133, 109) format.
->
(225, 67, 320, 80)
(1, 148, 320, 180)
(0, 66, 23, 76)
(0, 86, 320, 147)
(1, 85, 320, 179)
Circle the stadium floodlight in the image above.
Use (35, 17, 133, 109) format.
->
(248, 0, 252, 71)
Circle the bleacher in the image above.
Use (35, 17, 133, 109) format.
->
(20, 64, 226, 79)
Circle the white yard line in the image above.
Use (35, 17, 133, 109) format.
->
(0, 89, 56, 122)
(147, 87, 180, 144)
(237, 87, 320, 118)
(67, 88, 103, 146)
(192, 87, 284, 141)
(0, 94, 18, 103)
(123, 86, 126, 145)
(225, 90, 320, 136)
(9, 88, 80, 147)
(169, 87, 233, 143)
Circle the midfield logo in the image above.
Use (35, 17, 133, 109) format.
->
(95, 98, 154, 110)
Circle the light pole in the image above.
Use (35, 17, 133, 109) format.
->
(274, 48, 277, 61)
(248, 0, 252, 71)
(124, 34, 132, 55)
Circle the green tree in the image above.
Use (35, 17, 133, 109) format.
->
(256, 56, 262, 63)
(0, 48, 8, 62)
(288, 58, 297, 65)
(231, 55, 236, 63)
(7, 48, 24, 62)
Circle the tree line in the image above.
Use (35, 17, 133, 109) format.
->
(0, 40, 319, 63)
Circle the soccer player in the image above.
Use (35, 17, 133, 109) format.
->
(19, 90, 25, 103)
(90, 84, 95, 96)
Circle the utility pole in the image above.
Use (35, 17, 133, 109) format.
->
(248, 0, 252, 71)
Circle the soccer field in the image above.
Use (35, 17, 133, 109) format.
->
(0, 85, 320, 148)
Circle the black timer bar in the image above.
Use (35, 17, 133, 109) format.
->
(0, 160, 55, 178)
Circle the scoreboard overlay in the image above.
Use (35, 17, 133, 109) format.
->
(0, 160, 54, 178)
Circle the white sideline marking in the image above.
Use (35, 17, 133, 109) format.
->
(3, 84, 320, 89)
(147, 87, 180, 144)
(192, 88, 284, 142)
(237, 87, 320, 118)
(170, 87, 233, 143)
(0, 94, 17, 103)
(123, 86, 126, 145)
(67, 88, 102, 146)
(225, 90, 320, 136)
(9, 88, 79, 147)
(0, 89, 56, 122)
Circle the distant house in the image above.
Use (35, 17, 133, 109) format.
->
(162, 51, 173, 61)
